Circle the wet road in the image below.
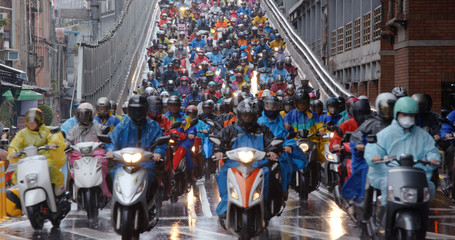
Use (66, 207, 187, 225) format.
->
(1, 176, 455, 240)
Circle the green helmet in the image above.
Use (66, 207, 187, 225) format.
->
(393, 96, 418, 119)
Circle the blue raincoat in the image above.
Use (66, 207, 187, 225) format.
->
(60, 116, 79, 134)
(319, 113, 343, 125)
(94, 114, 121, 132)
(271, 68, 289, 81)
(258, 113, 307, 191)
(364, 120, 440, 205)
(440, 109, 455, 138)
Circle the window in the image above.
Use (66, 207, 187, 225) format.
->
(373, 7, 382, 42)
(331, 30, 337, 56)
(363, 12, 371, 45)
(354, 18, 361, 49)
(345, 22, 352, 52)
(337, 27, 344, 54)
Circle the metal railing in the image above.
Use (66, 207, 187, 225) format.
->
(262, 0, 352, 99)
(76, 0, 158, 104)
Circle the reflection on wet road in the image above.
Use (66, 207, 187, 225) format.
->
(1, 176, 455, 239)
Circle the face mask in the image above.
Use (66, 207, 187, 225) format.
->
(398, 116, 415, 129)
(328, 107, 337, 115)
(264, 110, 280, 119)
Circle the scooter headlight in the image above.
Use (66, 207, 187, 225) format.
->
(192, 146, 196, 153)
(299, 143, 309, 152)
(230, 188, 238, 200)
(329, 132, 334, 139)
(326, 154, 334, 160)
(238, 151, 254, 164)
(26, 173, 38, 188)
(253, 187, 261, 201)
(401, 187, 418, 203)
(169, 139, 175, 144)
(122, 153, 142, 164)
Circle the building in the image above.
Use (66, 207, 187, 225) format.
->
(283, 0, 455, 111)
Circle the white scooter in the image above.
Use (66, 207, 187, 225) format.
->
(14, 143, 71, 230)
(67, 141, 107, 221)
(101, 135, 170, 240)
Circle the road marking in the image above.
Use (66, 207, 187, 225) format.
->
(426, 231, 455, 239)
(429, 215, 455, 219)
(64, 227, 119, 240)
(198, 183, 213, 217)
(187, 186, 197, 223)
(268, 224, 359, 240)
(0, 232, 28, 240)
(159, 226, 235, 239)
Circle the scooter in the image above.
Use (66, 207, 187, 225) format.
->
(14, 141, 71, 230)
(210, 136, 284, 240)
(67, 141, 107, 221)
(366, 136, 432, 240)
(103, 135, 170, 240)
(192, 134, 204, 179)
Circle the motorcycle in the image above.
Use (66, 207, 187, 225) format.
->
(365, 150, 432, 239)
(210, 136, 284, 240)
(14, 129, 71, 230)
(66, 141, 108, 221)
(192, 134, 204, 179)
(101, 135, 170, 240)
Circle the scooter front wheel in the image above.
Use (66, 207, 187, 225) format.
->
(240, 211, 252, 240)
(121, 207, 140, 240)
(26, 204, 45, 230)
(86, 190, 99, 221)
(395, 228, 419, 240)
(333, 185, 342, 208)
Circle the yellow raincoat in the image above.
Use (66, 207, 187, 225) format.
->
(7, 124, 66, 188)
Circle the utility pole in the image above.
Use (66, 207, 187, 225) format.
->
(90, 0, 99, 40)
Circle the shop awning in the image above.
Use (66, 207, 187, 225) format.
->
(2, 89, 43, 101)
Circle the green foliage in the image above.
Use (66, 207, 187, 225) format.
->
(0, 100, 16, 127)
(0, 18, 10, 29)
(38, 104, 53, 126)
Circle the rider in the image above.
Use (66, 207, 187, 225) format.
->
(8, 108, 67, 196)
(310, 99, 324, 118)
(284, 57, 298, 81)
(269, 34, 285, 52)
(147, 96, 172, 131)
(411, 93, 441, 141)
(319, 97, 343, 125)
(258, 96, 307, 199)
(176, 76, 191, 96)
(94, 97, 121, 132)
(183, 83, 202, 108)
(110, 100, 124, 121)
(280, 96, 294, 118)
(60, 99, 86, 135)
(252, 11, 267, 26)
(364, 96, 440, 205)
(270, 75, 287, 93)
(271, 60, 289, 81)
(204, 81, 221, 101)
(106, 96, 166, 202)
(66, 103, 111, 198)
(214, 99, 279, 224)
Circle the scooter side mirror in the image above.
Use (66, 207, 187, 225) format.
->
(298, 129, 309, 138)
(11, 126, 17, 132)
(439, 117, 452, 125)
(271, 138, 284, 146)
(151, 135, 171, 149)
(334, 127, 343, 138)
(209, 134, 221, 145)
(286, 131, 297, 139)
(205, 119, 215, 127)
(171, 121, 182, 129)
(101, 126, 110, 134)
(2, 128, 10, 134)
(97, 134, 112, 143)
(366, 135, 377, 144)
(324, 121, 334, 127)
(50, 127, 61, 134)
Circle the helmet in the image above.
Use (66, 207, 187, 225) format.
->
(76, 103, 95, 126)
(122, 102, 128, 114)
(393, 96, 418, 119)
(145, 87, 155, 96)
(161, 13, 167, 18)
(202, 93, 212, 102)
(236, 99, 258, 132)
(375, 93, 396, 120)
(190, 84, 199, 95)
(424, 94, 433, 112)
(252, 98, 264, 117)
(128, 95, 149, 126)
(222, 88, 232, 98)
(352, 100, 371, 125)
(258, 23, 264, 28)
(276, 60, 284, 68)
(311, 99, 323, 111)
(202, 100, 215, 110)
(147, 71, 155, 80)
(208, 81, 216, 87)
(214, 103, 224, 114)
(186, 105, 198, 116)
(180, 76, 189, 85)
(231, 95, 244, 109)
(160, 91, 170, 99)
(240, 56, 248, 65)
(173, 58, 181, 68)
(286, 84, 294, 92)
(261, 89, 272, 100)
(179, 68, 189, 77)
(411, 93, 428, 113)
(238, 32, 245, 38)
(25, 108, 45, 126)
(284, 57, 292, 65)
(235, 73, 243, 78)
(225, 40, 232, 47)
(337, 96, 346, 111)
(275, 75, 284, 84)
(110, 100, 118, 112)
(72, 99, 86, 113)
(293, 89, 310, 102)
(283, 96, 294, 113)
(167, 95, 181, 106)
(147, 96, 163, 115)
(275, 90, 285, 98)
(232, 52, 239, 59)
(152, 38, 159, 44)
(96, 97, 111, 118)
(206, 70, 215, 77)
(326, 97, 339, 115)
(392, 87, 408, 98)
(263, 95, 281, 111)
(275, 33, 282, 40)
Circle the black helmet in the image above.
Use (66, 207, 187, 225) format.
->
(283, 96, 294, 113)
(236, 99, 258, 132)
(96, 97, 111, 118)
(201, 93, 212, 102)
(263, 95, 280, 112)
(326, 97, 339, 115)
(167, 95, 181, 106)
(128, 95, 149, 126)
(337, 96, 346, 112)
(222, 88, 232, 98)
(202, 99, 215, 110)
(110, 100, 118, 111)
(231, 95, 244, 109)
(293, 89, 310, 102)
(147, 96, 163, 115)
(190, 83, 199, 95)
(411, 93, 428, 113)
(276, 60, 284, 69)
(76, 103, 95, 126)
(252, 98, 264, 117)
(352, 99, 371, 125)
(214, 103, 224, 114)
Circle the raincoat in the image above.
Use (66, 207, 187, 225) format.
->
(8, 124, 67, 190)
(319, 113, 343, 125)
(60, 116, 79, 134)
(364, 120, 440, 205)
(258, 113, 307, 191)
(183, 94, 202, 108)
(94, 113, 121, 132)
(271, 68, 289, 81)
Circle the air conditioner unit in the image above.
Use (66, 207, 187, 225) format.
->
(6, 50, 19, 61)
